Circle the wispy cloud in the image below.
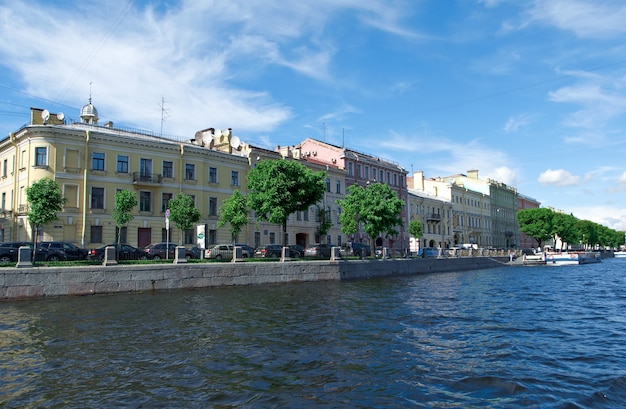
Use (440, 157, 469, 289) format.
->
(503, 114, 531, 133)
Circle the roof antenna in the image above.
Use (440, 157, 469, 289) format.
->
(159, 97, 170, 136)
(89, 81, 93, 103)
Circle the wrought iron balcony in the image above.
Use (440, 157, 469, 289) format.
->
(426, 213, 441, 222)
(132, 172, 162, 185)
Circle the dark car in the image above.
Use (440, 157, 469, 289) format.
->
(141, 242, 194, 260)
(304, 243, 332, 258)
(254, 244, 284, 258)
(235, 244, 255, 258)
(36, 241, 88, 261)
(0, 241, 33, 262)
(288, 244, 305, 258)
(339, 242, 371, 258)
(87, 244, 147, 261)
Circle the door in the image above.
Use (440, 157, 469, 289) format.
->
(138, 228, 152, 248)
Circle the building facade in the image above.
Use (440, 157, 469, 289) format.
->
(407, 189, 453, 251)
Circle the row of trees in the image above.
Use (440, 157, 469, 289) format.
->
(25, 160, 412, 257)
(517, 207, 624, 250)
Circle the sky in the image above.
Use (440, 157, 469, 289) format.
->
(1, 0, 626, 231)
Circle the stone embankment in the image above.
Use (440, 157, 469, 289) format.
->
(1, 256, 509, 301)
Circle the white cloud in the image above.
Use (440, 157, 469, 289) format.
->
(618, 171, 626, 184)
(528, 0, 626, 39)
(538, 169, 581, 186)
(503, 114, 531, 133)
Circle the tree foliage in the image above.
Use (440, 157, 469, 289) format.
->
(551, 212, 578, 250)
(408, 219, 423, 240)
(218, 190, 249, 243)
(516, 208, 553, 247)
(26, 177, 65, 242)
(316, 205, 333, 243)
(247, 159, 326, 245)
(337, 182, 404, 257)
(168, 193, 201, 243)
(111, 190, 137, 245)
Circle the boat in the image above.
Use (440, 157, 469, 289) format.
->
(614, 251, 626, 259)
(545, 251, 601, 266)
(522, 253, 546, 266)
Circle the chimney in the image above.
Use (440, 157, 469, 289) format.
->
(467, 169, 479, 179)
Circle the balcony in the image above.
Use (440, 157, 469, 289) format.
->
(132, 172, 162, 185)
(426, 213, 441, 222)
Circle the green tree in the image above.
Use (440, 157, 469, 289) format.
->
(111, 190, 137, 246)
(26, 177, 66, 261)
(168, 193, 201, 244)
(516, 207, 553, 248)
(337, 182, 404, 257)
(408, 219, 423, 252)
(247, 159, 326, 246)
(316, 205, 333, 244)
(577, 219, 597, 250)
(218, 190, 249, 243)
(552, 212, 578, 250)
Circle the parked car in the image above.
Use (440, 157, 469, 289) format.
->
(235, 244, 255, 258)
(0, 241, 33, 262)
(254, 244, 284, 258)
(339, 242, 371, 258)
(141, 243, 194, 260)
(36, 241, 88, 261)
(205, 244, 251, 260)
(288, 244, 305, 258)
(304, 243, 332, 259)
(375, 247, 406, 259)
(87, 243, 147, 261)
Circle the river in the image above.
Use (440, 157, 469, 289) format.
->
(2, 259, 626, 408)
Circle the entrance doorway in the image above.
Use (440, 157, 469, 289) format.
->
(138, 228, 152, 248)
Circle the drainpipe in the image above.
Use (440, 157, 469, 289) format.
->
(80, 130, 90, 248)
(9, 133, 18, 241)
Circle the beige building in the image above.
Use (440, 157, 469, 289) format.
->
(408, 171, 491, 248)
(407, 189, 452, 251)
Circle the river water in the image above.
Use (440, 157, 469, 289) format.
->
(2, 259, 626, 408)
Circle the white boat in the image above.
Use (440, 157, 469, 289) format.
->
(545, 251, 601, 266)
(614, 251, 626, 259)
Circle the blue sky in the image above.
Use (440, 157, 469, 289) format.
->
(1, 0, 626, 230)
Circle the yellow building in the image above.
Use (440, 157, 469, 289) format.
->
(0, 102, 249, 249)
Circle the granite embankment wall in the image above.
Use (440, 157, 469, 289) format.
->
(0, 257, 509, 301)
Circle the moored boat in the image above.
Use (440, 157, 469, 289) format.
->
(614, 251, 626, 259)
(545, 251, 601, 266)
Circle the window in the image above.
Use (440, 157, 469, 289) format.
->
(325, 177, 331, 192)
(364, 166, 369, 180)
(35, 147, 47, 166)
(184, 229, 194, 245)
(65, 149, 79, 171)
(140, 158, 152, 179)
(379, 170, 384, 182)
(20, 149, 26, 169)
(161, 193, 173, 213)
(231, 171, 239, 186)
(115, 227, 127, 244)
(92, 152, 105, 171)
(209, 230, 217, 245)
(90, 187, 104, 209)
(336, 180, 341, 194)
(117, 155, 129, 173)
(348, 162, 353, 176)
(209, 167, 217, 183)
(2, 159, 6, 177)
(90, 225, 103, 243)
(185, 163, 195, 181)
(303, 208, 309, 221)
(162, 161, 173, 179)
(1, 192, 5, 211)
(139, 191, 151, 212)
(357, 164, 361, 178)
(208, 197, 218, 216)
(269, 232, 276, 244)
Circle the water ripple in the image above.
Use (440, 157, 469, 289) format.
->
(2, 260, 626, 407)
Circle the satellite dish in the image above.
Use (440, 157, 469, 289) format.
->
(221, 128, 231, 138)
(57, 112, 65, 121)
(42, 109, 50, 123)
(194, 131, 204, 145)
(230, 135, 241, 149)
